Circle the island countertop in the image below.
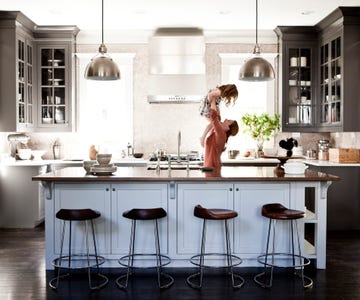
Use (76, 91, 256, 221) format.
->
(32, 166, 339, 182)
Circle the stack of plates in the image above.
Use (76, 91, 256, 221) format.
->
(90, 164, 117, 175)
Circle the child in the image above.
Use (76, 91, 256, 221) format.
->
(199, 84, 238, 118)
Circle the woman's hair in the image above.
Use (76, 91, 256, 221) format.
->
(226, 120, 239, 139)
(217, 84, 238, 106)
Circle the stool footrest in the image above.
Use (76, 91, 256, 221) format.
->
(49, 270, 109, 290)
(190, 253, 242, 268)
(187, 271, 245, 289)
(118, 253, 171, 269)
(52, 254, 106, 269)
(254, 270, 313, 289)
(116, 272, 174, 290)
(257, 253, 311, 268)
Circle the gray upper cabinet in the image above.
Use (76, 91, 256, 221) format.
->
(276, 7, 360, 132)
(0, 11, 79, 133)
(275, 26, 318, 132)
(34, 27, 79, 132)
(0, 12, 35, 132)
(316, 7, 360, 132)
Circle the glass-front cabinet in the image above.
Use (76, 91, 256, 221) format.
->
(275, 26, 318, 132)
(17, 36, 34, 129)
(36, 29, 78, 132)
(287, 47, 313, 127)
(319, 37, 341, 126)
(39, 48, 67, 126)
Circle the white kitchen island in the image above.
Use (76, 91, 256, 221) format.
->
(33, 166, 338, 270)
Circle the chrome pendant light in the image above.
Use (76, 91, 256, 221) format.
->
(239, 0, 274, 81)
(84, 0, 120, 80)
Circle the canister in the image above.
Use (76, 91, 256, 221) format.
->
(318, 139, 329, 160)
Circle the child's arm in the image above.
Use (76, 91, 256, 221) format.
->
(208, 89, 221, 107)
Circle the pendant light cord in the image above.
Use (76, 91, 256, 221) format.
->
(255, 0, 258, 46)
(101, 0, 104, 45)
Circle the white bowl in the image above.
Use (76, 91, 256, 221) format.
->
(282, 161, 308, 174)
(96, 153, 112, 165)
(32, 150, 46, 160)
(83, 160, 97, 173)
(17, 149, 32, 160)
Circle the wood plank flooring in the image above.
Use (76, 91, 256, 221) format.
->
(0, 225, 359, 300)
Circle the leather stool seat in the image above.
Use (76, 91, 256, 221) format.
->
(194, 205, 238, 220)
(56, 208, 100, 221)
(262, 203, 304, 220)
(123, 207, 167, 220)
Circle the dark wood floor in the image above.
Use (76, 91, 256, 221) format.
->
(0, 225, 359, 300)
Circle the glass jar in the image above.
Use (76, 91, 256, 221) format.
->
(318, 139, 329, 160)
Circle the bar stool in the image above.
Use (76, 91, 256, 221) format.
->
(187, 205, 244, 289)
(49, 208, 108, 290)
(116, 207, 174, 289)
(254, 203, 313, 289)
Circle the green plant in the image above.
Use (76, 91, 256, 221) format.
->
(241, 113, 280, 151)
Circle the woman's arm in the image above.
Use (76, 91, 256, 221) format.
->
(200, 123, 212, 147)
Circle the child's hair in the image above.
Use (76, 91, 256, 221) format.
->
(217, 84, 238, 106)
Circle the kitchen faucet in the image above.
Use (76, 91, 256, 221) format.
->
(177, 131, 181, 163)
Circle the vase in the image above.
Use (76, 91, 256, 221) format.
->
(256, 140, 264, 158)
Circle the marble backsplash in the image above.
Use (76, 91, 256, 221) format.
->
(0, 131, 359, 161)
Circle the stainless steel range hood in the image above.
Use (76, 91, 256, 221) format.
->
(148, 28, 206, 102)
(149, 27, 205, 75)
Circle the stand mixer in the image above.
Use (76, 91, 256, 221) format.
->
(7, 133, 30, 158)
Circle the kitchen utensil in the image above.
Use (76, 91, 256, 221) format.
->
(133, 153, 144, 158)
(228, 150, 239, 159)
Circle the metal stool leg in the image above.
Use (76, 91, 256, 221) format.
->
(294, 220, 313, 289)
(116, 219, 136, 289)
(154, 219, 174, 289)
(86, 220, 109, 290)
(225, 220, 245, 288)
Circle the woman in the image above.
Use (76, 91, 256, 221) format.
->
(200, 100, 239, 169)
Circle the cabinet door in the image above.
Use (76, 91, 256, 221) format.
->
(111, 183, 168, 255)
(54, 183, 111, 254)
(17, 35, 34, 130)
(37, 44, 72, 131)
(233, 183, 290, 258)
(177, 183, 234, 255)
(283, 45, 316, 130)
(319, 36, 341, 127)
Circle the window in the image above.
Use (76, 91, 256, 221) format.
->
(219, 53, 277, 152)
(77, 53, 134, 155)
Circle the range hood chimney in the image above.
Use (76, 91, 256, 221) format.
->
(148, 27, 206, 102)
(149, 27, 205, 75)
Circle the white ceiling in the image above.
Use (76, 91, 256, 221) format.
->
(1, 0, 359, 32)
